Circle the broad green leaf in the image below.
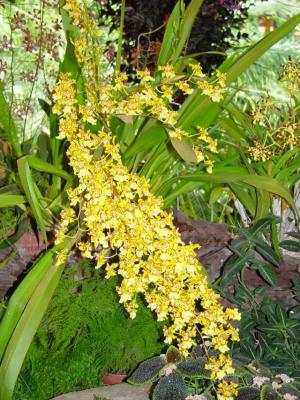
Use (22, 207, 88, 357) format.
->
(221, 13, 300, 83)
(272, 148, 299, 177)
(248, 216, 276, 238)
(229, 183, 256, 217)
(0, 243, 65, 362)
(280, 240, 300, 252)
(220, 254, 249, 286)
(0, 195, 26, 208)
(124, 123, 167, 159)
(257, 264, 278, 286)
(177, 357, 209, 379)
(254, 241, 281, 267)
(161, 173, 295, 211)
(0, 260, 64, 399)
(275, 304, 288, 327)
(26, 155, 72, 182)
(153, 373, 186, 400)
(128, 356, 166, 385)
(170, 137, 197, 163)
(0, 83, 22, 158)
(209, 187, 225, 205)
(219, 117, 246, 141)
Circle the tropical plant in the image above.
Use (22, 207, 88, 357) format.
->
(128, 345, 216, 400)
(233, 298, 300, 378)
(212, 216, 300, 378)
(1, 1, 300, 399)
(129, 348, 300, 400)
(216, 215, 281, 288)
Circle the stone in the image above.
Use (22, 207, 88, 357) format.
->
(172, 209, 232, 280)
(0, 230, 45, 296)
(51, 383, 151, 400)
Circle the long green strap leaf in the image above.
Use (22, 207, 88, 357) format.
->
(0, 243, 65, 362)
(17, 157, 47, 242)
(178, 13, 300, 129)
(0, 83, 22, 158)
(26, 155, 72, 181)
(221, 13, 300, 83)
(171, 0, 204, 63)
(156, 1, 182, 66)
(161, 173, 296, 211)
(0, 261, 64, 400)
(0, 195, 26, 208)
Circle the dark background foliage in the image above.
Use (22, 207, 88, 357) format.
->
(97, 0, 253, 71)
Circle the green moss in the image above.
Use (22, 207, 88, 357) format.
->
(14, 258, 164, 400)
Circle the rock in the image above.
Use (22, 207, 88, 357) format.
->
(0, 230, 45, 297)
(172, 209, 232, 280)
(51, 383, 151, 400)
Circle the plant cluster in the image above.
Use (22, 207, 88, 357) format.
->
(215, 218, 300, 380)
(0, 1, 300, 399)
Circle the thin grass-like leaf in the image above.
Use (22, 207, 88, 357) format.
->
(0, 83, 22, 158)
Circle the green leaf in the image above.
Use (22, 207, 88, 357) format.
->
(166, 346, 182, 364)
(177, 357, 209, 378)
(178, 13, 300, 130)
(0, 218, 28, 250)
(26, 155, 72, 182)
(220, 254, 249, 286)
(0, 83, 22, 158)
(153, 373, 186, 400)
(161, 173, 296, 212)
(170, 137, 197, 163)
(275, 304, 288, 328)
(254, 242, 281, 267)
(257, 264, 278, 286)
(0, 195, 26, 208)
(0, 243, 65, 362)
(222, 14, 300, 84)
(280, 240, 300, 252)
(272, 148, 299, 177)
(17, 157, 47, 243)
(128, 356, 166, 385)
(247, 216, 275, 238)
(219, 117, 246, 141)
(209, 187, 225, 205)
(171, 0, 204, 63)
(0, 259, 64, 400)
(124, 123, 167, 159)
(156, 1, 182, 66)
